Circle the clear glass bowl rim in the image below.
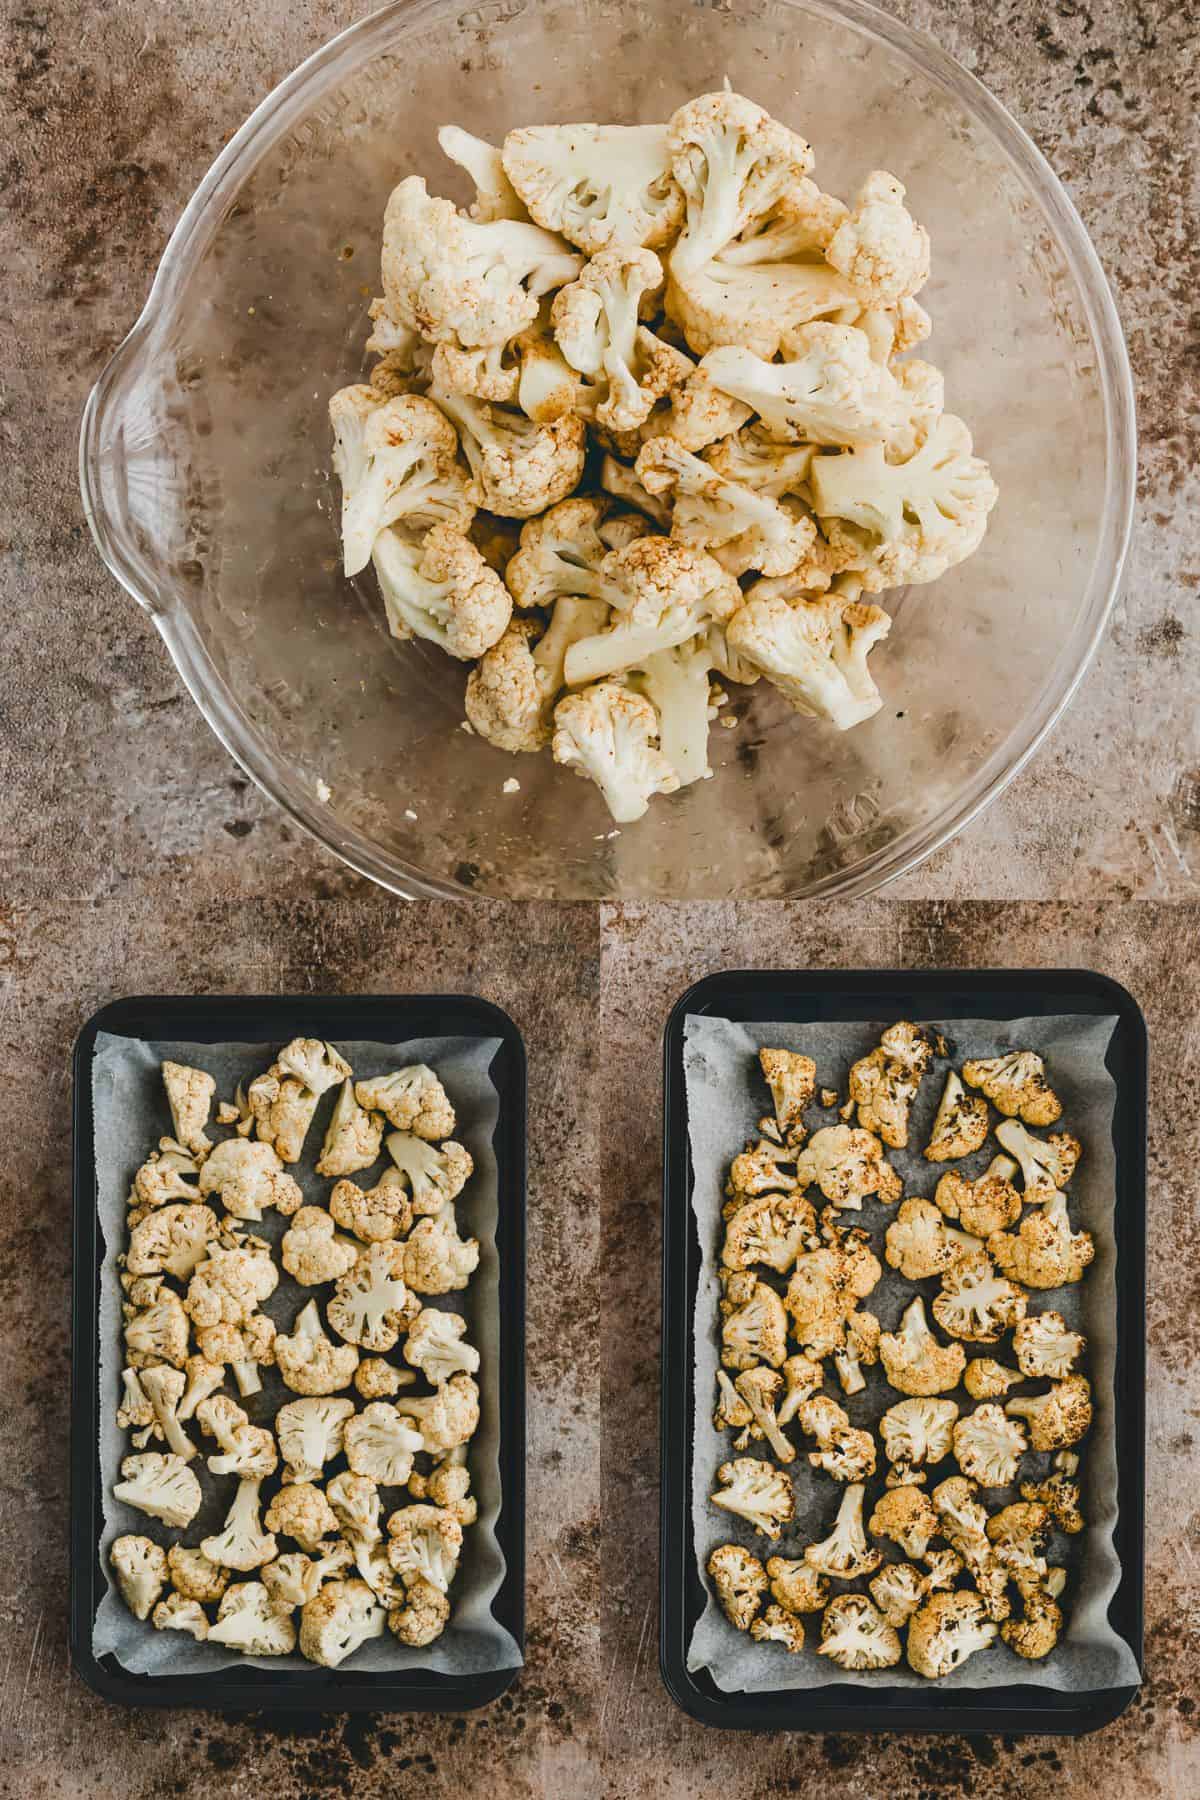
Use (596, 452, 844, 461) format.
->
(79, 0, 1137, 904)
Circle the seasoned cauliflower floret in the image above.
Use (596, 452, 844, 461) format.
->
(885, 1196, 980, 1282)
(1013, 1312, 1086, 1380)
(868, 1486, 939, 1559)
(167, 1544, 229, 1604)
(879, 1396, 959, 1469)
(1005, 1375, 1093, 1451)
(1021, 1451, 1084, 1534)
(720, 1271, 789, 1370)
(374, 522, 514, 659)
(201, 1478, 278, 1572)
(848, 1021, 932, 1149)
(963, 1357, 1022, 1400)
(330, 385, 477, 578)
(794, 1124, 903, 1209)
(562, 535, 740, 688)
(161, 1061, 215, 1158)
(388, 1576, 451, 1647)
(803, 1482, 881, 1578)
(825, 171, 930, 306)
(126, 1202, 220, 1282)
(750, 1602, 805, 1653)
(758, 1047, 817, 1143)
(264, 1482, 341, 1555)
(796, 1394, 876, 1481)
(952, 1404, 1028, 1487)
(384, 1130, 473, 1214)
(868, 1560, 929, 1628)
(275, 1396, 357, 1483)
(502, 122, 683, 253)
(354, 1065, 456, 1141)
(330, 1169, 414, 1245)
(396, 1374, 481, 1456)
(765, 1555, 828, 1615)
(274, 1300, 360, 1396)
(878, 1297, 965, 1396)
(553, 248, 690, 434)
(667, 90, 813, 277)
(209, 1581, 296, 1656)
(934, 1156, 1022, 1239)
(637, 435, 820, 579)
(700, 326, 905, 448)
(152, 1593, 210, 1640)
(401, 1202, 481, 1296)
(906, 1590, 997, 1678)
(199, 1138, 304, 1223)
(932, 1250, 1028, 1343)
(710, 1457, 795, 1540)
(721, 1189, 817, 1275)
(433, 385, 585, 520)
(327, 1241, 418, 1354)
(300, 1578, 388, 1668)
(818, 1594, 901, 1670)
(185, 1240, 278, 1330)
(962, 1051, 1063, 1126)
(552, 681, 680, 824)
(987, 1191, 1094, 1289)
(403, 1308, 480, 1385)
(279, 1206, 357, 1288)
(110, 1535, 169, 1621)
(345, 1403, 425, 1487)
(386, 1504, 464, 1594)
(923, 1071, 990, 1162)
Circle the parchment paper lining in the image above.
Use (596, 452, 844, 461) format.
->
(684, 1012, 1139, 1694)
(91, 1031, 523, 1678)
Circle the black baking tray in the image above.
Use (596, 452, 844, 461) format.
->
(660, 968, 1145, 1736)
(71, 994, 525, 1713)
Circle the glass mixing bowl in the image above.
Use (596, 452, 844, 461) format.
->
(80, 0, 1134, 901)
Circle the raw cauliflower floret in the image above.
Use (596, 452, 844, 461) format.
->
(794, 1124, 902, 1209)
(987, 1191, 1095, 1289)
(386, 1504, 464, 1593)
(803, 1482, 881, 1578)
(126, 1202, 220, 1282)
(403, 1308, 481, 1385)
(388, 1576, 451, 1647)
(201, 1477, 278, 1571)
(932, 1250, 1028, 1343)
(274, 1300, 360, 1396)
(924, 1071, 990, 1162)
(128, 1144, 202, 1212)
(261, 1542, 355, 1615)
(345, 1403, 425, 1487)
(502, 122, 683, 252)
(264, 1482, 340, 1555)
(879, 1397, 959, 1470)
(437, 123, 526, 223)
(380, 174, 582, 350)
(1005, 1375, 1093, 1451)
(553, 248, 690, 433)
(397, 1374, 481, 1456)
(563, 535, 740, 688)
(185, 1240, 278, 1329)
(329, 1170, 413, 1244)
(720, 1271, 789, 1370)
(374, 522, 514, 659)
(824, 171, 930, 305)
(209, 1581, 297, 1656)
(199, 1138, 304, 1223)
(633, 635, 725, 793)
(636, 436, 819, 579)
(161, 1061, 215, 1158)
(504, 494, 621, 608)
(195, 1394, 277, 1479)
(276, 1396, 357, 1483)
(878, 1297, 965, 1396)
(195, 1313, 276, 1399)
(327, 1241, 419, 1353)
(433, 385, 585, 520)
(885, 1197, 981, 1281)
(552, 681, 680, 823)
(667, 91, 813, 277)
(140, 1366, 198, 1462)
(962, 1051, 1063, 1126)
(110, 1534, 169, 1621)
(152, 1593, 210, 1640)
(330, 385, 477, 578)
(327, 1471, 383, 1548)
(710, 1457, 795, 1540)
(354, 1065, 456, 1141)
(818, 1593, 901, 1669)
(281, 1206, 359, 1287)
(699, 325, 905, 448)
(401, 1202, 481, 1296)
(868, 1486, 939, 1558)
(1013, 1311, 1086, 1380)
(123, 1284, 190, 1370)
(385, 1131, 473, 1214)
(729, 581, 891, 728)
(934, 1156, 1022, 1238)
(299, 1578, 388, 1668)
(906, 1590, 997, 1678)
(848, 1021, 932, 1148)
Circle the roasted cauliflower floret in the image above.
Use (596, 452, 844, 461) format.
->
(868, 1486, 939, 1559)
(721, 1189, 817, 1275)
(993, 1119, 1081, 1204)
(924, 1071, 990, 1162)
(848, 1021, 932, 1149)
(818, 1593, 902, 1670)
(963, 1358, 1022, 1400)
(952, 1404, 1028, 1487)
(1013, 1311, 1086, 1379)
(794, 1125, 903, 1209)
(720, 1272, 789, 1371)
(750, 1602, 806, 1653)
(878, 1297, 965, 1396)
(757, 1047, 817, 1144)
(906, 1590, 997, 1678)
(885, 1196, 980, 1281)
(796, 1394, 876, 1481)
(777, 1353, 825, 1425)
(987, 1191, 1095, 1289)
(833, 1308, 880, 1398)
(1005, 1376, 1093, 1451)
(1021, 1451, 1084, 1534)
(879, 1396, 959, 1470)
(803, 1482, 881, 1579)
(962, 1052, 1063, 1126)
(868, 1560, 928, 1628)
(934, 1156, 1022, 1238)
(710, 1458, 795, 1540)
(726, 1137, 800, 1202)
(932, 1250, 1028, 1343)
(765, 1556, 828, 1615)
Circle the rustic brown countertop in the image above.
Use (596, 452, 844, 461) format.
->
(0, 0, 1195, 1793)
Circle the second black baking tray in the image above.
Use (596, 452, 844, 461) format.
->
(71, 993, 525, 1712)
(660, 968, 1145, 1735)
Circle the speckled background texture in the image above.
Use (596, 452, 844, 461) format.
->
(1, 0, 1196, 1792)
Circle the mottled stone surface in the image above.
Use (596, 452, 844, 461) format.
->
(600, 901, 1197, 1798)
(0, 0, 1197, 1793)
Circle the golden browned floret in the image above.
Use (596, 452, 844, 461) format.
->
(868, 1486, 939, 1559)
(713, 1369, 756, 1448)
(820, 1088, 838, 1109)
(994, 1120, 1081, 1203)
(803, 1482, 881, 1578)
(848, 1020, 932, 1148)
(330, 1170, 414, 1244)
(885, 1196, 981, 1281)
(721, 1189, 816, 1274)
(1020, 1451, 1084, 1534)
(923, 1071, 990, 1162)
(1005, 1375, 1092, 1451)
(878, 1297, 965, 1396)
(930, 1476, 1010, 1622)
(952, 1405, 1028, 1487)
(167, 1544, 230, 1605)
(784, 1223, 882, 1360)
(388, 1576, 451, 1647)
(734, 1367, 796, 1464)
(750, 1603, 806, 1652)
(1002, 1593, 1063, 1660)
(794, 1125, 903, 1209)
(833, 1308, 880, 1397)
(962, 1052, 1063, 1126)
(128, 1143, 202, 1212)
(885, 1461, 928, 1488)
(932, 1250, 1027, 1343)
(710, 1458, 795, 1539)
(987, 1193, 1094, 1289)
(765, 1556, 829, 1615)
(906, 1590, 997, 1678)
(868, 1561, 928, 1628)
(264, 1484, 339, 1555)
(796, 1394, 876, 1481)
(817, 1593, 902, 1669)
(707, 1542, 768, 1631)
(721, 1273, 789, 1370)
(758, 1047, 817, 1143)
(1013, 1312, 1086, 1379)
(963, 1358, 1022, 1400)
(934, 1157, 1022, 1238)
(776, 1353, 825, 1425)
(726, 1138, 800, 1203)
